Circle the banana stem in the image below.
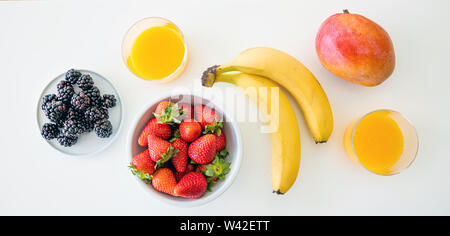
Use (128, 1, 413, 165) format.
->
(215, 73, 238, 84)
(201, 65, 240, 87)
(201, 65, 220, 87)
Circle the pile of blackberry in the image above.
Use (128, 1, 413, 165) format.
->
(40, 69, 117, 147)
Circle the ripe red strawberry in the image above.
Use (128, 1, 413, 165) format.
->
(173, 172, 208, 199)
(131, 149, 155, 175)
(196, 165, 207, 173)
(148, 135, 179, 164)
(138, 118, 171, 147)
(130, 149, 156, 184)
(175, 164, 195, 182)
(152, 168, 177, 195)
(179, 103, 193, 120)
(194, 104, 221, 128)
(171, 138, 188, 173)
(179, 119, 201, 142)
(214, 129, 226, 151)
(188, 134, 216, 164)
(154, 101, 174, 117)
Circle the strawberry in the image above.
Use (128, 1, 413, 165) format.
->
(196, 165, 207, 173)
(197, 154, 231, 189)
(154, 101, 174, 117)
(173, 172, 208, 199)
(188, 134, 216, 164)
(214, 129, 226, 152)
(171, 137, 189, 173)
(138, 117, 171, 147)
(154, 101, 184, 125)
(147, 135, 179, 166)
(203, 119, 223, 135)
(175, 164, 195, 182)
(129, 149, 156, 184)
(152, 168, 177, 195)
(179, 119, 202, 142)
(194, 104, 221, 128)
(131, 149, 155, 175)
(179, 103, 193, 120)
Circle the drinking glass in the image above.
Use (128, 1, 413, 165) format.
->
(121, 17, 188, 83)
(344, 110, 419, 175)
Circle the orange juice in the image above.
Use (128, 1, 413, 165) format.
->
(127, 23, 186, 80)
(344, 110, 404, 175)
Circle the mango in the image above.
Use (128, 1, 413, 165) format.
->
(316, 10, 395, 87)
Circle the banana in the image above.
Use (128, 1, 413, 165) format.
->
(203, 72, 301, 194)
(202, 47, 333, 143)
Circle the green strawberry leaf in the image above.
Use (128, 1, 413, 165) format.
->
(205, 169, 215, 177)
(154, 101, 185, 125)
(203, 120, 223, 135)
(156, 145, 179, 169)
(197, 154, 231, 189)
(218, 149, 229, 158)
(129, 165, 153, 184)
(169, 130, 181, 142)
(206, 184, 213, 192)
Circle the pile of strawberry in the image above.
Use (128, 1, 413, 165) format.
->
(130, 101, 231, 199)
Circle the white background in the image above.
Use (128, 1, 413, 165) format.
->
(1, 0, 449, 216)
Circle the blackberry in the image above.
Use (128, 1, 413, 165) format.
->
(71, 91, 91, 111)
(41, 94, 58, 110)
(94, 119, 113, 138)
(57, 133, 78, 147)
(43, 100, 67, 123)
(102, 94, 117, 108)
(77, 74, 94, 90)
(99, 107, 109, 119)
(84, 86, 102, 107)
(41, 123, 60, 140)
(63, 119, 85, 136)
(84, 106, 108, 122)
(80, 120, 94, 133)
(56, 80, 75, 104)
(66, 107, 94, 132)
(65, 69, 82, 85)
(55, 119, 65, 128)
(66, 107, 82, 121)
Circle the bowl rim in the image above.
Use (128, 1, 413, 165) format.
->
(127, 91, 243, 207)
(36, 69, 124, 158)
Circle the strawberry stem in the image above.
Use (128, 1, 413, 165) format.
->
(129, 165, 153, 184)
(197, 152, 231, 189)
(156, 145, 179, 169)
(169, 130, 181, 142)
(203, 120, 223, 135)
(154, 101, 185, 125)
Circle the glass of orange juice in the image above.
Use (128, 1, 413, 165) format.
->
(344, 110, 419, 176)
(122, 17, 188, 82)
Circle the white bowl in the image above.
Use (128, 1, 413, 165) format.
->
(127, 93, 243, 207)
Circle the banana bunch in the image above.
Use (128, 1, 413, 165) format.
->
(202, 47, 334, 194)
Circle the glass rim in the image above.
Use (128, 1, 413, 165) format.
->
(349, 109, 419, 176)
(121, 16, 189, 83)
